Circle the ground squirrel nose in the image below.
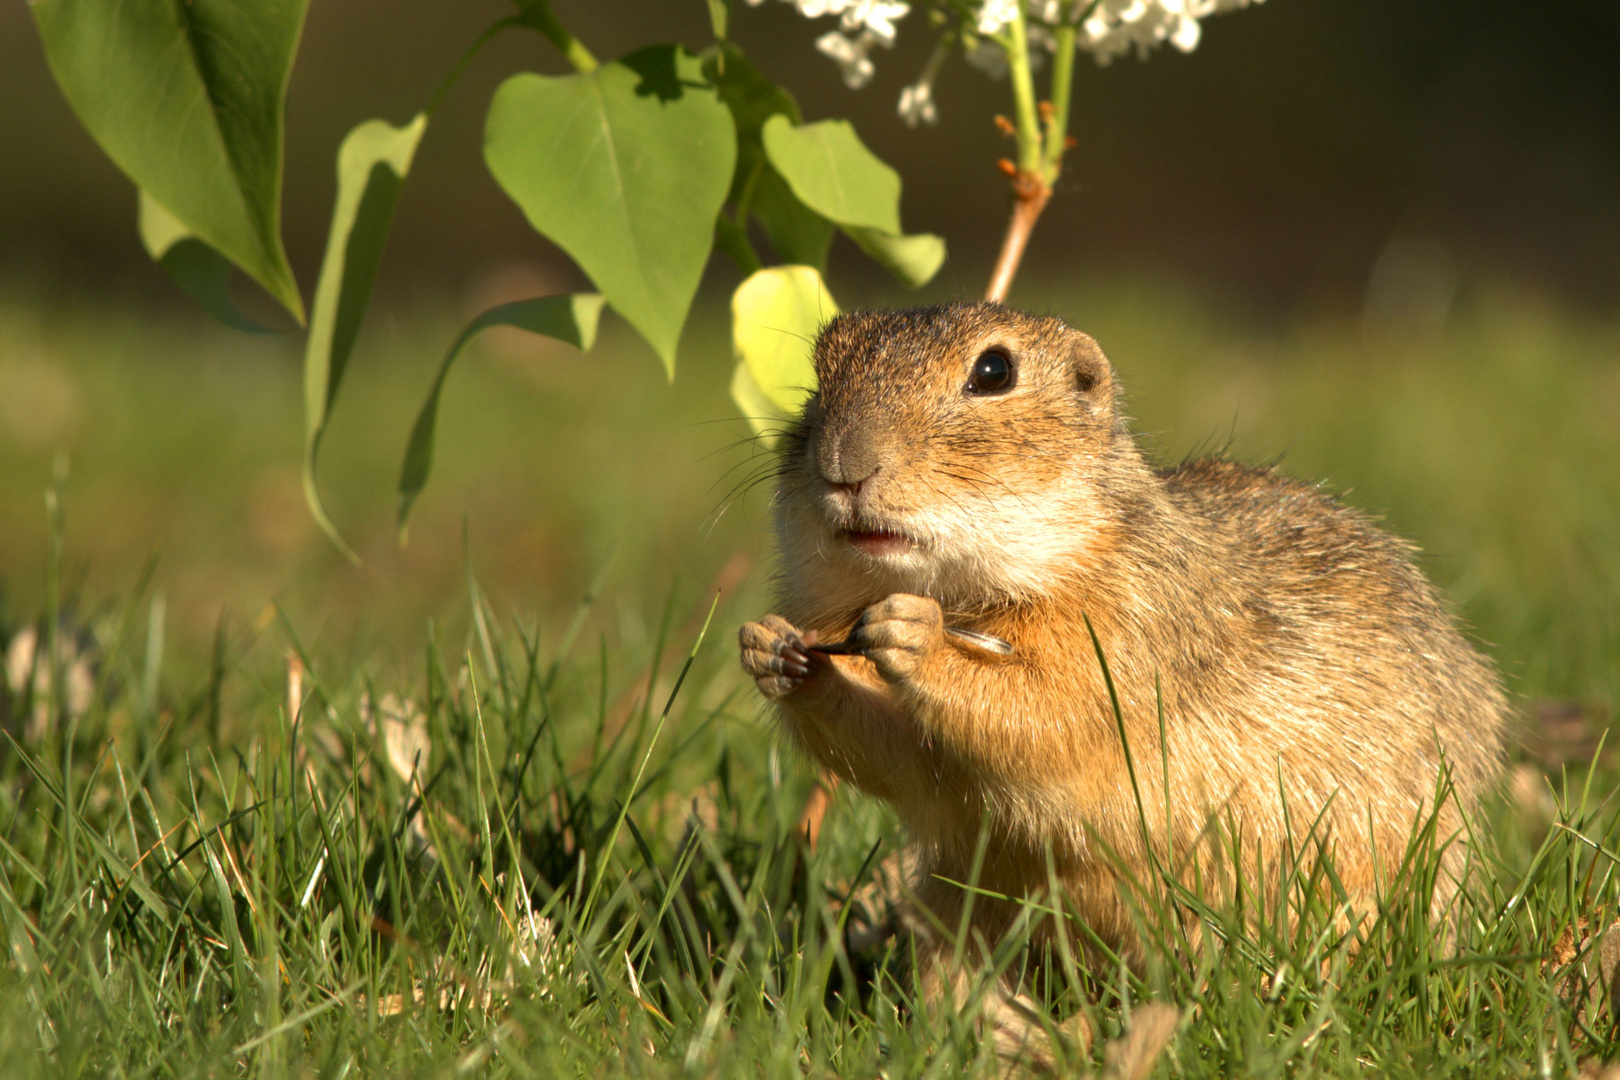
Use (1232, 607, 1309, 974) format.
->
(817, 428, 884, 492)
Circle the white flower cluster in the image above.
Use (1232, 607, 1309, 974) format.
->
(1072, 0, 1264, 64)
(746, 0, 913, 88)
(755, 0, 1264, 121)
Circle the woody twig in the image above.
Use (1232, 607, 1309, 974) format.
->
(984, 6, 1079, 303)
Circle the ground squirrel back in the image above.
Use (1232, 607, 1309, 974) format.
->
(738, 301, 1508, 986)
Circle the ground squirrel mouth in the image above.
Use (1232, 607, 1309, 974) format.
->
(844, 529, 916, 557)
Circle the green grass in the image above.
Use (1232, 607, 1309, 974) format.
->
(0, 277, 1617, 1076)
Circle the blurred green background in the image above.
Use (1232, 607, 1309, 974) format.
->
(0, 0, 1616, 714)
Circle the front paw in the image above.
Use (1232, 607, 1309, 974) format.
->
(852, 594, 944, 684)
(739, 615, 816, 700)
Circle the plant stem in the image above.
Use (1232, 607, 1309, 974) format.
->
(914, 31, 955, 110)
(513, 1, 599, 74)
(1042, 20, 1078, 172)
(45, 460, 67, 879)
(984, 5, 1082, 303)
(984, 174, 1051, 303)
(426, 17, 522, 117)
(732, 157, 765, 228)
(1004, 4, 1044, 174)
(714, 156, 768, 274)
(714, 217, 762, 276)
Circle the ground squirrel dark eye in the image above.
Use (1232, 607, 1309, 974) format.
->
(966, 349, 1015, 395)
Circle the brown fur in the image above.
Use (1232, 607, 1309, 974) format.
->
(738, 302, 1508, 1042)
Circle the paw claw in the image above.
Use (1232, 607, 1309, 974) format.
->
(739, 616, 820, 699)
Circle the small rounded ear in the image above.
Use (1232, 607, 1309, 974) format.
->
(1068, 330, 1117, 414)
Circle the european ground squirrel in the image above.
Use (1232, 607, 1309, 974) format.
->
(738, 302, 1508, 1054)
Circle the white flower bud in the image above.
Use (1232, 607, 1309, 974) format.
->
(976, 0, 1019, 35)
(1170, 13, 1201, 50)
(816, 30, 879, 88)
(1077, 0, 1262, 63)
(897, 81, 938, 127)
(773, 0, 907, 84)
(797, 0, 853, 16)
(840, 0, 911, 44)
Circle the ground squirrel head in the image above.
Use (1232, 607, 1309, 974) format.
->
(776, 302, 1137, 610)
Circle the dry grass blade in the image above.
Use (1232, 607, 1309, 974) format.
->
(1100, 1004, 1181, 1080)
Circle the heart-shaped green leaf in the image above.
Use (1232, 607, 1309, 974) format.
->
(33, 0, 309, 323)
(485, 46, 735, 376)
(731, 266, 838, 440)
(761, 115, 900, 235)
(762, 114, 943, 287)
(301, 114, 429, 561)
(843, 226, 946, 289)
(398, 294, 605, 537)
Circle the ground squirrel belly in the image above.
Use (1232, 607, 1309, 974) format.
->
(738, 302, 1509, 962)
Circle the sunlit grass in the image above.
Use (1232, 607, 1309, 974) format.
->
(2, 551, 1618, 1078)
